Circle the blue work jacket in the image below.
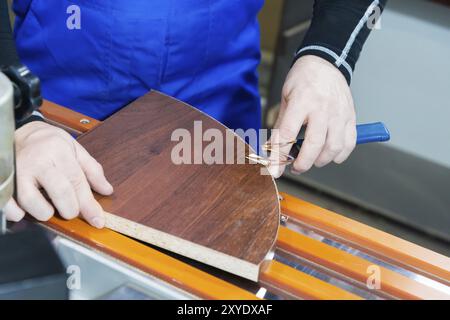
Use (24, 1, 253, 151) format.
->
(14, 0, 263, 131)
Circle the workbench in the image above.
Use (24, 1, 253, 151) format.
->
(28, 100, 449, 300)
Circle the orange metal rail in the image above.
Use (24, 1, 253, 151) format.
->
(47, 216, 257, 300)
(277, 227, 449, 300)
(40, 100, 99, 133)
(279, 193, 450, 285)
(260, 261, 362, 300)
(46, 215, 363, 300)
(37, 100, 450, 300)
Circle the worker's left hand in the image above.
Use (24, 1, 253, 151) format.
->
(268, 55, 357, 178)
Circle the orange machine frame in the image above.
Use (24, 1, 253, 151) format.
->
(39, 100, 450, 300)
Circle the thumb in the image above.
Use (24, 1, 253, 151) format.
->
(267, 97, 305, 178)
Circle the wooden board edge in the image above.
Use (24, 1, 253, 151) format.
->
(105, 212, 261, 282)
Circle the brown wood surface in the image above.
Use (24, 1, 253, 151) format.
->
(76, 91, 280, 281)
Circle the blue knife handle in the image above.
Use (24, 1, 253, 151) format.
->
(355, 122, 390, 144)
(295, 122, 390, 147)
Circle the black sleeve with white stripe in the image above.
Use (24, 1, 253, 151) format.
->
(294, 0, 387, 84)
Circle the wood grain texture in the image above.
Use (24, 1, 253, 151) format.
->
(77, 91, 280, 281)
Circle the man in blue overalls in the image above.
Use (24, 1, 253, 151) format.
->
(6, 0, 386, 227)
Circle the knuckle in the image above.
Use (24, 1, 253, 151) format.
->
(17, 190, 35, 208)
(328, 143, 344, 155)
(54, 183, 74, 199)
(281, 83, 294, 99)
(305, 137, 325, 149)
(314, 162, 324, 168)
(69, 176, 85, 191)
(335, 146, 354, 164)
(314, 92, 327, 102)
(347, 133, 357, 149)
(299, 149, 320, 164)
(40, 166, 56, 178)
(303, 90, 326, 104)
(328, 116, 347, 127)
(348, 114, 356, 123)
(314, 154, 327, 165)
(277, 127, 297, 143)
(46, 135, 67, 149)
(313, 108, 329, 119)
(346, 139, 356, 151)
(41, 126, 67, 138)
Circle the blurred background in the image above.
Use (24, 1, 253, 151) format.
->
(258, 0, 450, 255)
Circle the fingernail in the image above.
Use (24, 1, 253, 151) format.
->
(267, 165, 280, 178)
(91, 216, 105, 229)
(105, 182, 114, 194)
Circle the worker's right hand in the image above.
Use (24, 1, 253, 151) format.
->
(4, 121, 114, 228)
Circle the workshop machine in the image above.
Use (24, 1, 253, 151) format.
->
(0, 70, 68, 299)
(0, 72, 14, 234)
(1, 0, 68, 296)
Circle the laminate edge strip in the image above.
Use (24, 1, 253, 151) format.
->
(105, 212, 261, 282)
(260, 261, 363, 300)
(44, 216, 258, 300)
(277, 226, 449, 300)
(279, 192, 450, 284)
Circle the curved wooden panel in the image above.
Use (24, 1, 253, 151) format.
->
(260, 261, 362, 300)
(277, 226, 449, 300)
(77, 91, 280, 281)
(280, 192, 450, 284)
(45, 217, 258, 300)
